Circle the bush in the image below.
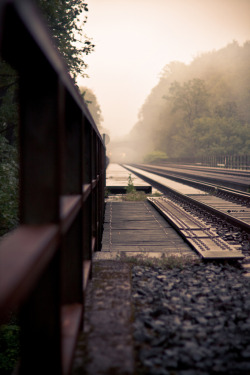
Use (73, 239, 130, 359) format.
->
(125, 174, 136, 194)
(143, 150, 168, 163)
(0, 324, 20, 374)
(0, 136, 18, 236)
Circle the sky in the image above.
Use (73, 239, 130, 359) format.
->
(78, 0, 250, 140)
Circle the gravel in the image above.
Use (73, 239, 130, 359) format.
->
(132, 262, 250, 375)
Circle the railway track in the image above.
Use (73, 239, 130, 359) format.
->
(123, 164, 250, 264)
(129, 163, 250, 193)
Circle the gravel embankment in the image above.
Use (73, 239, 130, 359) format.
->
(132, 262, 250, 375)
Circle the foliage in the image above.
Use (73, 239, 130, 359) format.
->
(167, 79, 210, 127)
(143, 150, 168, 163)
(0, 61, 19, 236)
(0, 61, 18, 143)
(0, 136, 18, 236)
(128, 41, 250, 160)
(0, 324, 20, 374)
(34, 0, 94, 80)
(116, 252, 200, 270)
(126, 174, 136, 194)
(80, 86, 104, 132)
(123, 191, 146, 201)
(0, 1, 94, 235)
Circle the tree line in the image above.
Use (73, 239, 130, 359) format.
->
(128, 41, 250, 161)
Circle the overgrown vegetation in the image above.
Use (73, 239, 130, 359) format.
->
(0, 324, 20, 374)
(0, 61, 19, 236)
(0, 1, 93, 236)
(116, 252, 200, 269)
(80, 86, 105, 134)
(128, 41, 250, 160)
(0, 2, 94, 372)
(126, 174, 136, 194)
(143, 150, 168, 163)
(0, 139, 18, 236)
(34, 0, 94, 81)
(123, 191, 147, 201)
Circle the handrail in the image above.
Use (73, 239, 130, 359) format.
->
(0, 1, 105, 374)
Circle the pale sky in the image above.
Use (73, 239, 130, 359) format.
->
(78, 0, 250, 140)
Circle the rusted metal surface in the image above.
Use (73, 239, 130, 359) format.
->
(0, 225, 59, 314)
(149, 197, 244, 260)
(0, 1, 105, 374)
(193, 195, 250, 226)
(62, 303, 83, 375)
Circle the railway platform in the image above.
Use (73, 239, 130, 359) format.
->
(72, 165, 200, 374)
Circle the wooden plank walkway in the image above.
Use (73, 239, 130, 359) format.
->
(95, 201, 199, 260)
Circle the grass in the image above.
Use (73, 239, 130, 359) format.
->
(122, 190, 163, 201)
(122, 191, 147, 201)
(116, 252, 200, 270)
(0, 323, 20, 374)
(105, 173, 163, 201)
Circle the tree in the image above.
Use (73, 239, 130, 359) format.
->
(80, 87, 103, 127)
(167, 79, 210, 128)
(0, 1, 94, 235)
(128, 41, 250, 160)
(80, 87, 108, 136)
(0, 136, 18, 235)
(34, 0, 94, 80)
(0, 61, 19, 235)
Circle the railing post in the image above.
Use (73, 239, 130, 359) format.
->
(0, 1, 106, 374)
(60, 88, 84, 307)
(82, 120, 93, 263)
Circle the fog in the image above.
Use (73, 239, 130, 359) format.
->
(77, 0, 250, 163)
(78, 0, 250, 137)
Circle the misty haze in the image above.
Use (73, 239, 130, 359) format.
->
(80, 0, 250, 164)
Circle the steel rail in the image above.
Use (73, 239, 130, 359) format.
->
(130, 163, 250, 193)
(128, 164, 250, 205)
(123, 165, 250, 236)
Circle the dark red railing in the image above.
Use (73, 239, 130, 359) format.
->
(0, 1, 105, 374)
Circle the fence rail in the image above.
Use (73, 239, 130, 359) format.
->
(161, 155, 250, 170)
(0, 1, 105, 374)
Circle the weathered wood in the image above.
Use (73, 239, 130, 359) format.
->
(101, 201, 195, 257)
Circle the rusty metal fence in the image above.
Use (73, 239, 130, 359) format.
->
(161, 155, 250, 170)
(0, 1, 105, 373)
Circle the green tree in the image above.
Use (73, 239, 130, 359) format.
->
(128, 41, 250, 160)
(0, 1, 94, 235)
(144, 150, 168, 163)
(80, 87, 104, 131)
(0, 61, 18, 144)
(193, 117, 250, 156)
(167, 79, 210, 128)
(35, 0, 94, 80)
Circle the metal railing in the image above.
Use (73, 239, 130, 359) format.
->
(159, 155, 250, 170)
(0, 1, 105, 373)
